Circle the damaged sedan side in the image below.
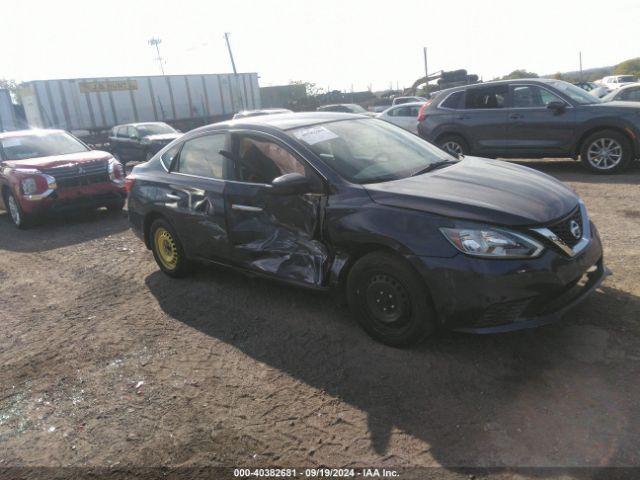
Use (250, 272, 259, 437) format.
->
(128, 112, 607, 347)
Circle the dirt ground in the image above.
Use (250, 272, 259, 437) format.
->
(0, 159, 639, 478)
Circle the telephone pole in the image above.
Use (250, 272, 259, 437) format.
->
(224, 32, 238, 74)
(579, 51, 583, 81)
(148, 37, 165, 75)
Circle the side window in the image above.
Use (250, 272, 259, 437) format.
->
(160, 143, 181, 170)
(127, 126, 138, 139)
(465, 86, 508, 109)
(175, 134, 227, 179)
(620, 88, 640, 101)
(441, 91, 464, 109)
(394, 107, 412, 117)
(408, 106, 421, 117)
(234, 135, 306, 184)
(116, 127, 127, 138)
(512, 85, 565, 108)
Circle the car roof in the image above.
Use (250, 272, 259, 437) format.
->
(386, 101, 426, 109)
(112, 121, 170, 128)
(189, 112, 367, 134)
(0, 128, 66, 140)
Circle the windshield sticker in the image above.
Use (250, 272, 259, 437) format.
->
(2, 138, 22, 148)
(293, 126, 339, 145)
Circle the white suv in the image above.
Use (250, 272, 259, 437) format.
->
(598, 75, 638, 90)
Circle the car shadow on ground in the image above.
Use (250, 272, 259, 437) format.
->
(0, 208, 130, 253)
(509, 158, 640, 184)
(145, 264, 640, 473)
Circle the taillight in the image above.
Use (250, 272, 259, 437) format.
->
(417, 103, 429, 122)
(124, 175, 136, 194)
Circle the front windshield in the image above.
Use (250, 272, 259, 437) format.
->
(618, 76, 637, 83)
(1, 131, 88, 161)
(137, 123, 176, 136)
(548, 80, 601, 105)
(290, 119, 457, 184)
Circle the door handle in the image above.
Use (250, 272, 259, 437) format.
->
(232, 204, 263, 212)
(166, 193, 181, 201)
(509, 113, 524, 120)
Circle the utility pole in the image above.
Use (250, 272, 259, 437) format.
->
(579, 51, 583, 81)
(423, 47, 428, 91)
(224, 32, 238, 74)
(148, 37, 165, 75)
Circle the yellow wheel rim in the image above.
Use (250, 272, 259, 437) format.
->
(154, 227, 179, 270)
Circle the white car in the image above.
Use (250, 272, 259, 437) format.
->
(597, 75, 638, 90)
(392, 96, 428, 106)
(377, 102, 425, 134)
(602, 83, 640, 103)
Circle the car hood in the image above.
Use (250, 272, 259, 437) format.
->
(364, 156, 579, 227)
(1, 150, 113, 170)
(590, 101, 640, 110)
(144, 133, 180, 142)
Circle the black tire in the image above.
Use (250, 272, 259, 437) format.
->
(106, 199, 126, 212)
(580, 129, 633, 174)
(346, 251, 436, 347)
(3, 189, 33, 229)
(437, 134, 469, 158)
(149, 218, 191, 278)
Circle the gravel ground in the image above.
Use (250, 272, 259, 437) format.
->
(0, 159, 639, 478)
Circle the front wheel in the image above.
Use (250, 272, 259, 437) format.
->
(150, 218, 191, 278)
(346, 251, 436, 347)
(437, 135, 469, 158)
(580, 130, 633, 173)
(3, 190, 32, 229)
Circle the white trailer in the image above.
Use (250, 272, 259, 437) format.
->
(19, 73, 260, 133)
(0, 89, 18, 132)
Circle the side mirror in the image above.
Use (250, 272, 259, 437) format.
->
(547, 101, 566, 112)
(271, 173, 313, 195)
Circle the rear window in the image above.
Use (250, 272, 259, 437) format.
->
(440, 91, 464, 109)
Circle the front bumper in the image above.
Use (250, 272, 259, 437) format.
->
(409, 224, 607, 333)
(19, 183, 126, 214)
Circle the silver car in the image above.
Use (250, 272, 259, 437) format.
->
(377, 102, 425, 134)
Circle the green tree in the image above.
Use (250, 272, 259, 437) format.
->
(499, 69, 539, 80)
(613, 58, 640, 75)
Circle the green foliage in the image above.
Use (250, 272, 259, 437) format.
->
(499, 70, 539, 80)
(0, 78, 18, 92)
(613, 58, 640, 75)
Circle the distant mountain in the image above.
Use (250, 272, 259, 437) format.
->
(543, 66, 614, 82)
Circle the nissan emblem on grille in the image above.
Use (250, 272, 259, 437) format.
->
(570, 220, 582, 240)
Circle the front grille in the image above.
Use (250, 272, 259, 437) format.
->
(41, 161, 109, 189)
(478, 299, 530, 326)
(547, 208, 583, 248)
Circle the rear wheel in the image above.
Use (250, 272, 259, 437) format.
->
(346, 251, 436, 347)
(437, 134, 469, 158)
(150, 218, 191, 278)
(3, 190, 32, 229)
(580, 130, 633, 173)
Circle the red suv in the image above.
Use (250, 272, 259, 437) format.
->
(0, 129, 126, 228)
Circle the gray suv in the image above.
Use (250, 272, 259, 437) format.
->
(417, 78, 640, 173)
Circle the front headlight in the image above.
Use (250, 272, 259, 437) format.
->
(21, 178, 38, 195)
(440, 227, 544, 258)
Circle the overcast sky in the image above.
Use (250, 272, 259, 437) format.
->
(3, 0, 639, 91)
